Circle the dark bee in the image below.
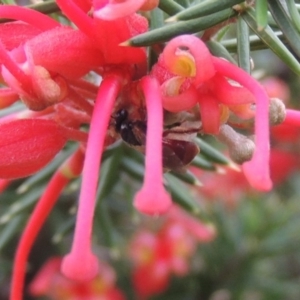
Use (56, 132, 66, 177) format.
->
(114, 109, 199, 171)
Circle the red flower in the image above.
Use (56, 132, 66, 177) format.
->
(29, 257, 125, 300)
(129, 206, 215, 299)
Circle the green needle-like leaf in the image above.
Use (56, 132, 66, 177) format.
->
(221, 31, 285, 52)
(237, 17, 251, 73)
(0, 215, 25, 251)
(255, 0, 268, 30)
(0, 187, 44, 224)
(121, 158, 144, 180)
(176, 0, 190, 8)
(242, 8, 300, 75)
(268, 0, 300, 58)
(207, 40, 236, 63)
(170, 169, 202, 186)
(52, 217, 75, 244)
(126, 8, 237, 47)
(151, 7, 165, 30)
(191, 155, 217, 171)
(166, 0, 242, 22)
(149, 8, 165, 66)
(195, 137, 231, 165)
(97, 146, 123, 200)
(158, 0, 183, 15)
(96, 201, 120, 249)
(165, 174, 202, 215)
(286, 0, 300, 34)
(27, 0, 59, 14)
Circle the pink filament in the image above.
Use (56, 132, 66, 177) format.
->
(61, 75, 122, 281)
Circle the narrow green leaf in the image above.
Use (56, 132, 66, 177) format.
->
(121, 158, 144, 180)
(268, 0, 300, 58)
(97, 146, 123, 200)
(0, 215, 25, 251)
(170, 169, 202, 186)
(149, 8, 165, 66)
(195, 137, 231, 165)
(158, 0, 183, 15)
(27, 0, 59, 15)
(206, 40, 236, 63)
(176, 0, 190, 8)
(127, 8, 237, 47)
(52, 217, 75, 244)
(0, 187, 44, 224)
(165, 174, 201, 215)
(237, 16, 251, 73)
(215, 23, 232, 41)
(95, 201, 120, 249)
(222, 31, 285, 52)
(150, 7, 165, 30)
(166, 0, 242, 22)
(191, 155, 216, 171)
(242, 8, 300, 75)
(286, 0, 300, 34)
(255, 0, 268, 30)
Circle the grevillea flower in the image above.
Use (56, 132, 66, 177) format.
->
(29, 257, 125, 300)
(0, 1, 149, 299)
(192, 77, 296, 206)
(129, 206, 215, 299)
(152, 35, 272, 191)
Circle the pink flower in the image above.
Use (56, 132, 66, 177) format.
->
(129, 206, 215, 299)
(0, 2, 149, 299)
(152, 35, 272, 191)
(29, 257, 125, 300)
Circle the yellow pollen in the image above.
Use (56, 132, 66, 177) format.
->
(172, 52, 196, 77)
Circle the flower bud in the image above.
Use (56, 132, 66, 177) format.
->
(0, 119, 67, 178)
(269, 97, 286, 125)
(217, 124, 255, 164)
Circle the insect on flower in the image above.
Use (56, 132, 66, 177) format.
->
(113, 108, 200, 171)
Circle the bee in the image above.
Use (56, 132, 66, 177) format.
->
(114, 109, 200, 172)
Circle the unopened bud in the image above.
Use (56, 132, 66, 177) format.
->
(269, 97, 286, 125)
(0, 119, 67, 178)
(217, 124, 255, 164)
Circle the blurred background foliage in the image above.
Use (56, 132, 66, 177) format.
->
(1, 0, 300, 299)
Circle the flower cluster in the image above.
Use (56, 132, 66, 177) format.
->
(129, 206, 215, 299)
(29, 257, 125, 300)
(0, 1, 294, 300)
(191, 77, 300, 207)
